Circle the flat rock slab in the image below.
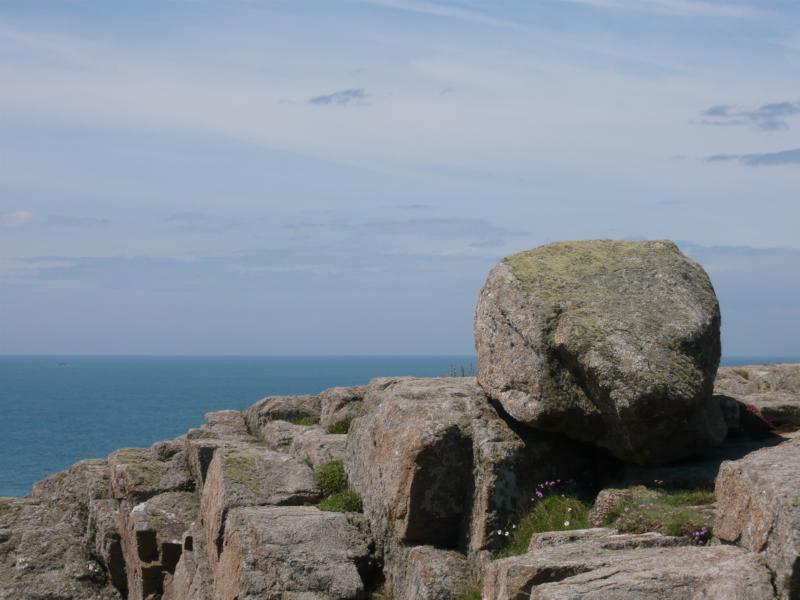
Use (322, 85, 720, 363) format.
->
(108, 444, 194, 502)
(482, 528, 773, 600)
(475, 240, 725, 465)
(715, 437, 800, 599)
(289, 428, 347, 468)
(716, 364, 800, 432)
(214, 506, 371, 600)
(200, 446, 319, 569)
(244, 395, 321, 437)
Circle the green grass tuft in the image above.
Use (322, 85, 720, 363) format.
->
(601, 486, 714, 537)
(327, 418, 352, 434)
(286, 415, 319, 426)
(315, 459, 348, 497)
(319, 490, 363, 512)
(457, 586, 483, 600)
(498, 494, 592, 557)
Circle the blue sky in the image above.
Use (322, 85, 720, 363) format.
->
(1, 0, 799, 355)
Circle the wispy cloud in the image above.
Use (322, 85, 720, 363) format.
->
(165, 212, 241, 233)
(561, 0, 768, 19)
(700, 100, 800, 131)
(706, 148, 800, 166)
(358, 0, 514, 28)
(308, 88, 369, 106)
(0, 210, 108, 230)
(284, 217, 525, 248)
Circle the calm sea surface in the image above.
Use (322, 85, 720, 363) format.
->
(0, 355, 796, 496)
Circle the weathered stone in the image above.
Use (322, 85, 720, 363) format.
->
(30, 458, 109, 506)
(185, 411, 259, 488)
(289, 428, 347, 467)
(162, 524, 213, 600)
(244, 394, 321, 435)
(715, 437, 800, 599)
(256, 420, 312, 451)
(475, 240, 725, 465)
(392, 545, 471, 600)
(346, 377, 591, 561)
(482, 529, 773, 599)
(320, 385, 366, 430)
(214, 506, 371, 599)
(87, 499, 128, 595)
(108, 446, 194, 502)
(716, 364, 800, 432)
(0, 494, 120, 600)
(117, 491, 199, 600)
(200, 446, 319, 569)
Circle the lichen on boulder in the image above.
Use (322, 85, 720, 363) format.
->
(475, 239, 726, 464)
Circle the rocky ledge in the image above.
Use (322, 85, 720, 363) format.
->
(2, 240, 800, 600)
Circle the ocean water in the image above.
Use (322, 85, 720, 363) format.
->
(0, 354, 796, 497)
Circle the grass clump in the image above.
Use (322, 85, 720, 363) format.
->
(314, 460, 363, 513)
(319, 490, 363, 513)
(600, 486, 714, 540)
(493, 479, 592, 557)
(286, 415, 319, 426)
(457, 586, 482, 600)
(499, 494, 591, 556)
(315, 459, 348, 496)
(328, 418, 352, 434)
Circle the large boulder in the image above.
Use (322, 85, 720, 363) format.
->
(475, 240, 725, 464)
(482, 528, 773, 599)
(715, 437, 800, 599)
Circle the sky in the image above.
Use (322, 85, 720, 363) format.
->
(1, 0, 799, 356)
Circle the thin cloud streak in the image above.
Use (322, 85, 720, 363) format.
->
(706, 148, 800, 166)
(165, 212, 241, 233)
(0, 211, 108, 230)
(700, 100, 800, 131)
(560, 0, 769, 19)
(308, 88, 369, 106)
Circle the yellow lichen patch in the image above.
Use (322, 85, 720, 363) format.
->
(226, 450, 263, 494)
(115, 449, 163, 486)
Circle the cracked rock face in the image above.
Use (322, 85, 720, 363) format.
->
(475, 240, 725, 465)
(715, 437, 800, 600)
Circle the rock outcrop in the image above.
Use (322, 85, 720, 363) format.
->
(345, 376, 593, 592)
(4, 239, 800, 600)
(716, 364, 800, 432)
(475, 239, 725, 464)
(482, 528, 774, 599)
(715, 436, 800, 599)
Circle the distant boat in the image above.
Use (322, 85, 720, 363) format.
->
(57, 362, 68, 367)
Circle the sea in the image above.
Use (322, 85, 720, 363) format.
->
(0, 354, 796, 497)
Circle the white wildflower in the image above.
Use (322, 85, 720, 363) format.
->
(564, 520, 570, 527)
